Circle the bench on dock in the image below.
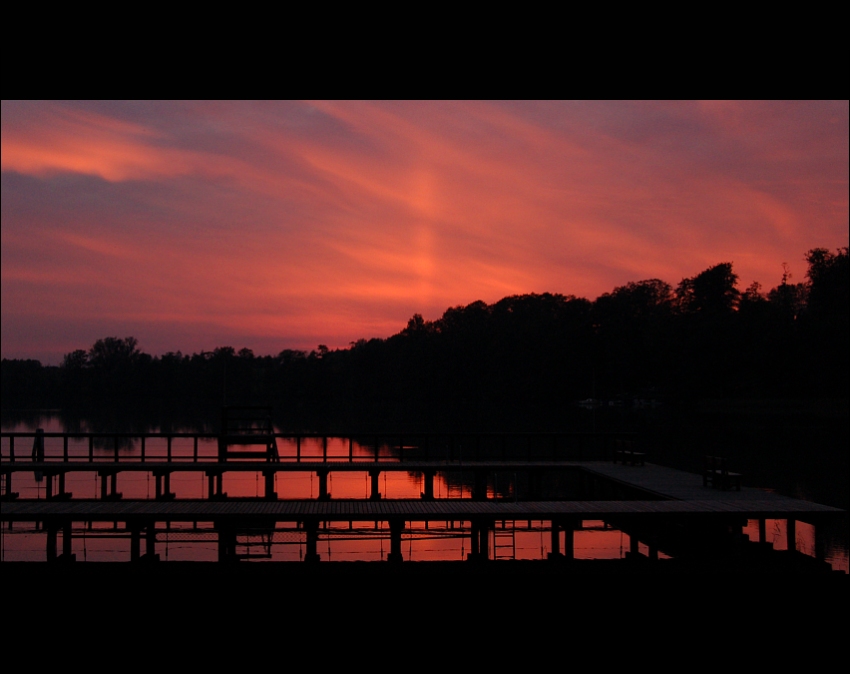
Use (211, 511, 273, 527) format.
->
(613, 439, 646, 466)
(703, 455, 742, 491)
(218, 406, 279, 462)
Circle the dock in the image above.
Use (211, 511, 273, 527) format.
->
(1, 430, 845, 573)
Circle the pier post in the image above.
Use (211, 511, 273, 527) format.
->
(61, 521, 74, 560)
(648, 533, 659, 561)
(1, 470, 18, 500)
(421, 470, 435, 500)
(57, 472, 70, 499)
(99, 471, 122, 500)
(629, 531, 640, 559)
(549, 519, 561, 559)
(155, 472, 175, 500)
(263, 470, 277, 500)
(146, 523, 157, 560)
(814, 521, 827, 563)
(758, 518, 767, 544)
(131, 524, 141, 561)
(217, 522, 237, 563)
(46, 523, 58, 561)
(480, 520, 491, 560)
(528, 469, 542, 499)
(369, 470, 381, 501)
(387, 519, 404, 563)
(786, 518, 796, 552)
(303, 519, 320, 562)
(469, 521, 480, 559)
(473, 470, 488, 501)
(317, 469, 330, 500)
(468, 520, 491, 561)
(562, 518, 577, 560)
(207, 471, 225, 499)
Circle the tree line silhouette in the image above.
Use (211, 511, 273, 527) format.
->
(2, 247, 847, 432)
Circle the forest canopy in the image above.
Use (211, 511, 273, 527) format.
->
(2, 247, 847, 430)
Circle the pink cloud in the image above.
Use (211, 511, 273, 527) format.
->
(1, 101, 847, 363)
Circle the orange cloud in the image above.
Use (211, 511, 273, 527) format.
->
(2, 101, 847, 363)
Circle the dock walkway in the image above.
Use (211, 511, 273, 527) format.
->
(1, 454, 844, 569)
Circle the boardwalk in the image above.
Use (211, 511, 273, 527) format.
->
(2, 452, 844, 571)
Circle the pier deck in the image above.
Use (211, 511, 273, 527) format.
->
(2, 493, 841, 521)
(2, 460, 841, 523)
(2, 456, 844, 571)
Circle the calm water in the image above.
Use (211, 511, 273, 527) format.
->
(2, 415, 846, 572)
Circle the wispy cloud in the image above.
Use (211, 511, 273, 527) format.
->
(2, 100, 847, 363)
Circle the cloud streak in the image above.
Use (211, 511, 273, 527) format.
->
(2, 100, 847, 363)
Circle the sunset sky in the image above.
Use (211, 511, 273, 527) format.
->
(2, 100, 848, 365)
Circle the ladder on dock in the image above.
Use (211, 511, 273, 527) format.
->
(235, 531, 274, 560)
(494, 521, 516, 560)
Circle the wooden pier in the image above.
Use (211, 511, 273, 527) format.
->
(1, 430, 845, 572)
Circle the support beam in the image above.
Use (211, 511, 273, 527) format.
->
(480, 520, 491, 560)
(1, 471, 18, 500)
(528, 470, 542, 499)
(421, 470, 435, 500)
(217, 523, 237, 563)
(155, 472, 176, 500)
(641, 526, 658, 561)
(629, 531, 640, 559)
(46, 523, 58, 561)
(303, 519, 320, 562)
(131, 525, 141, 561)
(145, 524, 158, 561)
(207, 472, 226, 499)
(473, 470, 488, 501)
(57, 472, 71, 499)
(549, 519, 561, 559)
(562, 518, 577, 560)
(61, 521, 74, 560)
(264, 470, 277, 500)
(387, 519, 404, 563)
(814, 521, 826, 563)
(98, 471, 122, 500)
(468, 520, 491, 561)
(369, 470, 381, 501)
(317, 469, 330, 500)
(786, 518, 796, 552)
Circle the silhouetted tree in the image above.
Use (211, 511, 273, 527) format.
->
(5, 248, 845, 429)
(804, 247, 849, 318)
(88, 336, 140, 369)
(676, 262, 740, 315)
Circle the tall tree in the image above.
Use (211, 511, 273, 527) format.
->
(676, 262, 740, 315)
